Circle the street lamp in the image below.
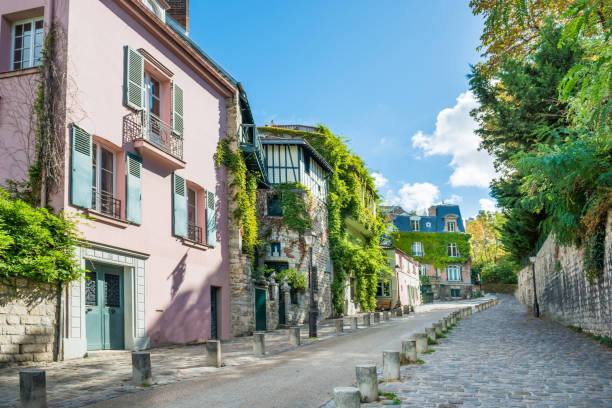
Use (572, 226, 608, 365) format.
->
(303, 230, 318, 338)
(529, 255, 540, 318)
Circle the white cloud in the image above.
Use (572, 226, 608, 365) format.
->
(371, 172, 388, 188)
(479, 198, 498, 213)
(384, 182, 440, 214)
(446, 194, 463, 205)
(411, 91, 496, 188)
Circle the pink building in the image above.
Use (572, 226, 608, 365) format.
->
(376, 244, 421, 310)
(0, 0, 247, 358)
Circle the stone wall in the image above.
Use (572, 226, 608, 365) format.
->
(256, 189, 333, 326)
(0, 279, 59, 366)
(515, 212, 612, 337)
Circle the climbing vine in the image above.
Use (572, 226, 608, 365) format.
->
(214, 138, 259, 255)
(274, 268, 307, 290)
(275, 182, 311, 234)
(393, 232, 472, 270)
(261, 125, 391, 314)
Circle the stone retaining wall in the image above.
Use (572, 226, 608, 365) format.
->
(515, 212, 611, 337)
(0, 279, 59, 366)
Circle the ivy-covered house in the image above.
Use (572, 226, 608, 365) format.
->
(377, 238, 421, 310)
(390, 204, 473, 300)
(252, 126, 334, 329)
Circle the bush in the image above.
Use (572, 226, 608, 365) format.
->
(480, 257, 518, 284)
(275, 268, 307, 290)
(0, 191, 84, 283)
(472, 290, 483, 298)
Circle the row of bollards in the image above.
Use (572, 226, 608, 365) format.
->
(332, 300, 499, 408)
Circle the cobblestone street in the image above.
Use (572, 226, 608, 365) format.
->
(370, 294, 612, 408)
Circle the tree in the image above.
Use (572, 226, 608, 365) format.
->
(465, 210, 506, 266)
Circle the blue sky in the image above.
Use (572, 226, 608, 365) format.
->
(190, 0, 497, 218)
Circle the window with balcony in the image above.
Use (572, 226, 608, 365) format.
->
(11, 17, 44, 70)
(411, 241, 424, 257)
(448, 243, 458, 257)
(92, 143, 120, 218)
(186, 187, 203, 244)
(411, 219, 420, 231)
(446, 265, 461, 281)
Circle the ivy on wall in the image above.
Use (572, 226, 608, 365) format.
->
(214, 138, 259, 255)
(393, 232, 472, 270)
(260, 125, 391, 314)
(275, 182, 312, 234)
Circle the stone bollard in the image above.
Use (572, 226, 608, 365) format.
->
(445, 317, 452, 329)
(440, 319, 447, 331)
(401, 340, 417, 364)
(383, 351, 401, 381)
(132, 351, 153, 385)
(434, 322, 442, 335)
(333, 387, 360, 408)
(374, 312, 381, 324)
(363, 314, 371, 327)
(335, 318, 344, 333)
(19, 369, 47, 408)
(396, 308, 403, 317)
(351, 317, 359, 330)
(206, 340, 223, 368)
(413, 333, 428, 353)
(383, 311, 390, 321)
(253, 332, 266, 355)
(288, 327, 301, 346)
(355, 364, 378, 403)
(425, 327, 436, 343)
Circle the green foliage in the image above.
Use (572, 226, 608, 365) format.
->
(472, 290, 483, 298)
(0, 190, 84, 283)
(275, 182, 311, 234)
(427, 338, 436, 345)
(481, 256, 518, 284)
(215, 138, 259, 255)
(275, 268, 307, 290)
(419, 274, 430, 285)
(393, 231, 472, 269)
(261, 125, 391, 314)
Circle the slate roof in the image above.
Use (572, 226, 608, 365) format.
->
(392, 204, 466, 233)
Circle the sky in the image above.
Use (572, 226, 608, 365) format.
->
(190, 0, 498, 218)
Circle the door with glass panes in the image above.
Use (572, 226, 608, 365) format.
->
(85, 261, 125, 350)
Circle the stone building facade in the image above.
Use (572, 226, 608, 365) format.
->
(516, 211, 612, 337)
(0, 280, 59, 365)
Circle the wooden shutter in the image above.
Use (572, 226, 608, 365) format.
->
(206, 190, 216, 247)
(126, 153, 142, 224)
(70, 125, 92, 209)
(172, 82, 184, 136)
(172, 173, 187, 237)
(123, 46, 144, 110)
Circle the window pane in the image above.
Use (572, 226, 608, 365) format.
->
(23, 22, 32, 33)
(15, 24, 23, 36)
(35, 20, 43, 30)
(187, 189, 196, 225)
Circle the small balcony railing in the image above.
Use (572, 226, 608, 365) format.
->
(123, 112, 183, 160)
(91, 190, 121, 219)
(187, 223, 203, 244)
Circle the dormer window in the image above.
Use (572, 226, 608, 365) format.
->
(446, 220, 457, 232)
(411, 219, 420, 231)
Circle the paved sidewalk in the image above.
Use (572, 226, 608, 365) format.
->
(0, 308, 426, 407)
(365, 294, 612, 408)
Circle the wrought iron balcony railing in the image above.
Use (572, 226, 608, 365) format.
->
(123, 112, 183, 160)
(187, 223, 203, 244)
(91, 190, 122, 219)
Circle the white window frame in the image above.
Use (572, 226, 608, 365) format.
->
(418, 264, 427, 276)
(377, 280, 391, 297)
(92, 143, 116, 214)
(187, 187, 197, 226)
(10, 17, 44, 71)
(144, 73, 163, 119)
(446, 265, 461, 281)
(411, 219, 420, 231)
(448, 243, 458, 257)
(411, 241, 423, 257)
(447, 220, 457, 232)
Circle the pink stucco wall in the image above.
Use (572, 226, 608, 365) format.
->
(0, 0, 233, 345)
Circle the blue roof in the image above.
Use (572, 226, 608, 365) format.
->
(392, 205, 465, 233)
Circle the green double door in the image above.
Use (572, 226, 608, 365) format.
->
(85, 261, 125, 350)
(255, 288, 267, 331)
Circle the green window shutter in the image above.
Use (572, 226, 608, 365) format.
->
(126, 153, 142, 224)
(172, 82, 184, 137)
(172, 173, 187, 237)
(123, 46, 144, 110)
(70, 125, 92, 209)
(206, 190, 216, 247)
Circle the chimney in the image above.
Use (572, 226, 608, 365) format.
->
(166, 0, 189, 34)
(428, 206, 437, 216)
